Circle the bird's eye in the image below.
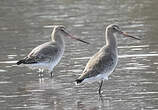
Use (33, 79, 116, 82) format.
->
(60, 27, 65, 31)
(113, 26, 120, 31)
(113, 27, 116, 30)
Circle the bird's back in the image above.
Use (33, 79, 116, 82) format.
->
(17, 41, 63, 65)
(76, 45, 118, 83)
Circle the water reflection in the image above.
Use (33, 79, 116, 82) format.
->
(0, 0, 158, 109)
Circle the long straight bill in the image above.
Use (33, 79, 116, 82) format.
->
(121, 31, 141, 40)
(63, 29, 90, 44)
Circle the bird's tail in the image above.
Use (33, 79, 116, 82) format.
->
(17, 57, 37, 65)
(16, 59, 26, 65)
(75, 78, 83, 85)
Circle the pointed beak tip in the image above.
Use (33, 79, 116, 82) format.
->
(63, 29, 90, 44)
(137, 37, 141, 40)
(83, 40, 90, 44)
(129, 35, 141, 40)
(122, 32, 141, 40)
(86, 42, 90, 44)
(78, 39, 90, 44)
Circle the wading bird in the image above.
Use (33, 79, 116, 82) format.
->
(75, 24, 140, 95)
(17, 25, 89, 77)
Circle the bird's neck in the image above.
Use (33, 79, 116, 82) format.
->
(51, 31, 65, 46)
(105, 30, 117, 49)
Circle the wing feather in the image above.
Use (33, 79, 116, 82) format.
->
(78, 46, 115, 80)
(17, 41, 59, 64)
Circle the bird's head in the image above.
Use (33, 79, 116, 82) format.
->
(106, 24, 141, 40)
(107, 24, 121, 33)
(51, 25, 89, 44)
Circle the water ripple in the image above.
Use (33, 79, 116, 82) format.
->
(0, 81, 12, 84)
(1, 0, 158, 110)
(0, 69, 7, 72)
(0, 60, 17, 64)
(119, 53, 158, 58)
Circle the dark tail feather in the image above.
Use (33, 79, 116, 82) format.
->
(16, 59, 25, 65)
(75, 79, 83, 84)
(17, 57, 37, 65)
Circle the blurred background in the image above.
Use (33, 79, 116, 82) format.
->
(0, 0, 158, 110)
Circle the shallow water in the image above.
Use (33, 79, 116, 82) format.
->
(0, 0, 158, 110)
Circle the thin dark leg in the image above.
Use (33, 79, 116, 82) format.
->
(98, 80, 103, 95)
(50, 71, 53, 78)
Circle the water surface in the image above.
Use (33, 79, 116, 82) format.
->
(0, 0, 158, 110)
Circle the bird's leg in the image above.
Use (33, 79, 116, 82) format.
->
(98, 80, 103, 95)
(98, 93, 104, 102)
(50, 71, 53, 78)
(38, 69, 44, 78)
